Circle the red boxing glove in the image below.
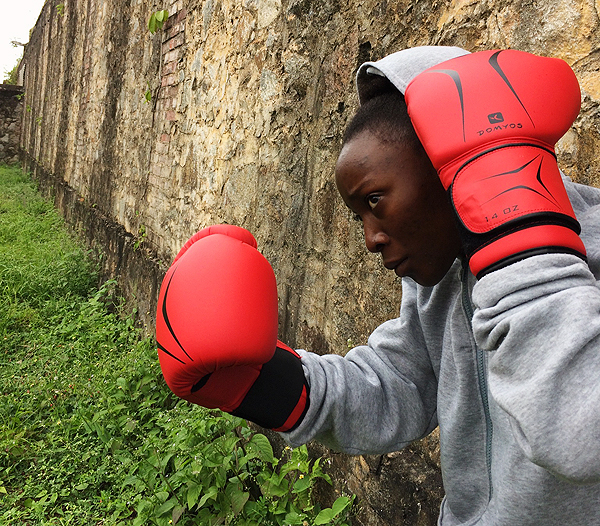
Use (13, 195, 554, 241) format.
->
(156, 224, 309, 432)
(405, 49, 586, 277)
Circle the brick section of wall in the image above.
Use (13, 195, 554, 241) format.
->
(0, 84, 23, 165)
(148, 2, 187, 231)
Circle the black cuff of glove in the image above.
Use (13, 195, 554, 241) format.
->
(455, 211, 586, 277)
(231, 346, 310, 432)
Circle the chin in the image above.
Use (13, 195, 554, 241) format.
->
(414, 275, 444, 287)
(392, 269, 438, 287)
(409, 264, 453, 288)
(389, 255, 457, 287)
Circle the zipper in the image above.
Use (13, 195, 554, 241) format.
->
(461, 263, 494, 501)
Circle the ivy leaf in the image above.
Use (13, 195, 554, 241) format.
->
(198, 486, 219, 508)
(260, 473, 289, 498)
(172, 505, 185, 524)
(332, 496, 352, 516)
(148, 14, 158, 34)
(156, 496, 177, 517)
(314, 508, 335, 525)
(284, 510, 306, 524)
(314, 496, 353, 525)
(292, 475, 311, 494)
(186, 482, 202, 510)
(148, 10, 169, 34)
(247, 433, 274, 463)
(226, 484, 249, 515)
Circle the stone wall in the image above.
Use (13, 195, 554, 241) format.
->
(0, 85, 23, 165)
(19, 0, 600, 524)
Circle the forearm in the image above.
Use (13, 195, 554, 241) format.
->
(473, 254, 600, 483)
(282, 317, 439, 454)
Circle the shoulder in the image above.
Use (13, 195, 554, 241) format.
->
(564, 175, 600, 211)
(563, 176, 600, 278)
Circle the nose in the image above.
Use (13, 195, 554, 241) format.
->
(363, 220, 388, 253)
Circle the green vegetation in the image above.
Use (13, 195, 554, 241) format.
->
(148, 10, 169, 35)
(0, 164, 353, 525)
(3, 58, 20, 85)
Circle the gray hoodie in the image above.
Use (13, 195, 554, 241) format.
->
(283, 47, 600, 525)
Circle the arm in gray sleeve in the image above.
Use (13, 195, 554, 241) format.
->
(282, 279, 439, 455)
(472, 253, 600, 484)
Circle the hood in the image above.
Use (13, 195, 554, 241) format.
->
(356, 46, 471, 104)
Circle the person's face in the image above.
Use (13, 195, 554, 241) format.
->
(335, 130, 462, 287)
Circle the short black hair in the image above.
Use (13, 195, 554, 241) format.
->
(343, 83, 420, 150)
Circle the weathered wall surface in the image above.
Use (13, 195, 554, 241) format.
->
(0, 85, 23, 165)
(20, 0, 600, 524)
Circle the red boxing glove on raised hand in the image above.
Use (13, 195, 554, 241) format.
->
(156, 224, 309, 432)
(405, 49, 586, 277)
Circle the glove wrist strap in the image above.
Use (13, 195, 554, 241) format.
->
(231, 344, 310, 432)
(470, 223, 587, 277)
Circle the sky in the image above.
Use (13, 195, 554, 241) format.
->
(1, 0, 47, 81)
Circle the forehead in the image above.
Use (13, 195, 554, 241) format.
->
(335, 131, 415, 196)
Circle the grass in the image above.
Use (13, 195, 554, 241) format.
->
(0, 164, 353, 525)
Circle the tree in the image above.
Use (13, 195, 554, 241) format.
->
(3, 58, 21, 85)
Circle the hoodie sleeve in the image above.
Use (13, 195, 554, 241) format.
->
(282, 278, 439, 454)
(472, 253, 600, 484)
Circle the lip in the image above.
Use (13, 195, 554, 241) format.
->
(384, 257, 408, 274)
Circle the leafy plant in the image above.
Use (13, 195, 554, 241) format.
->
(3, 58, 21, 85)
(144, 9, 169, 104)
(0, 164, 355, 525)
(144, 81, 153, 104)
(134, 224, 147, 250)
(148, 9, 169, 35)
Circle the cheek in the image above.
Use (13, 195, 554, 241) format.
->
(410, 191, 460, 256)
(403, 215, 426, 242)
(419, 181, 455, 229)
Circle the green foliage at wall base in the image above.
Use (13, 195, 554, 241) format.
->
(0, 164, 354, 525)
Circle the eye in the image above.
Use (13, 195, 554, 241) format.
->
(367, 195, 381, 210)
